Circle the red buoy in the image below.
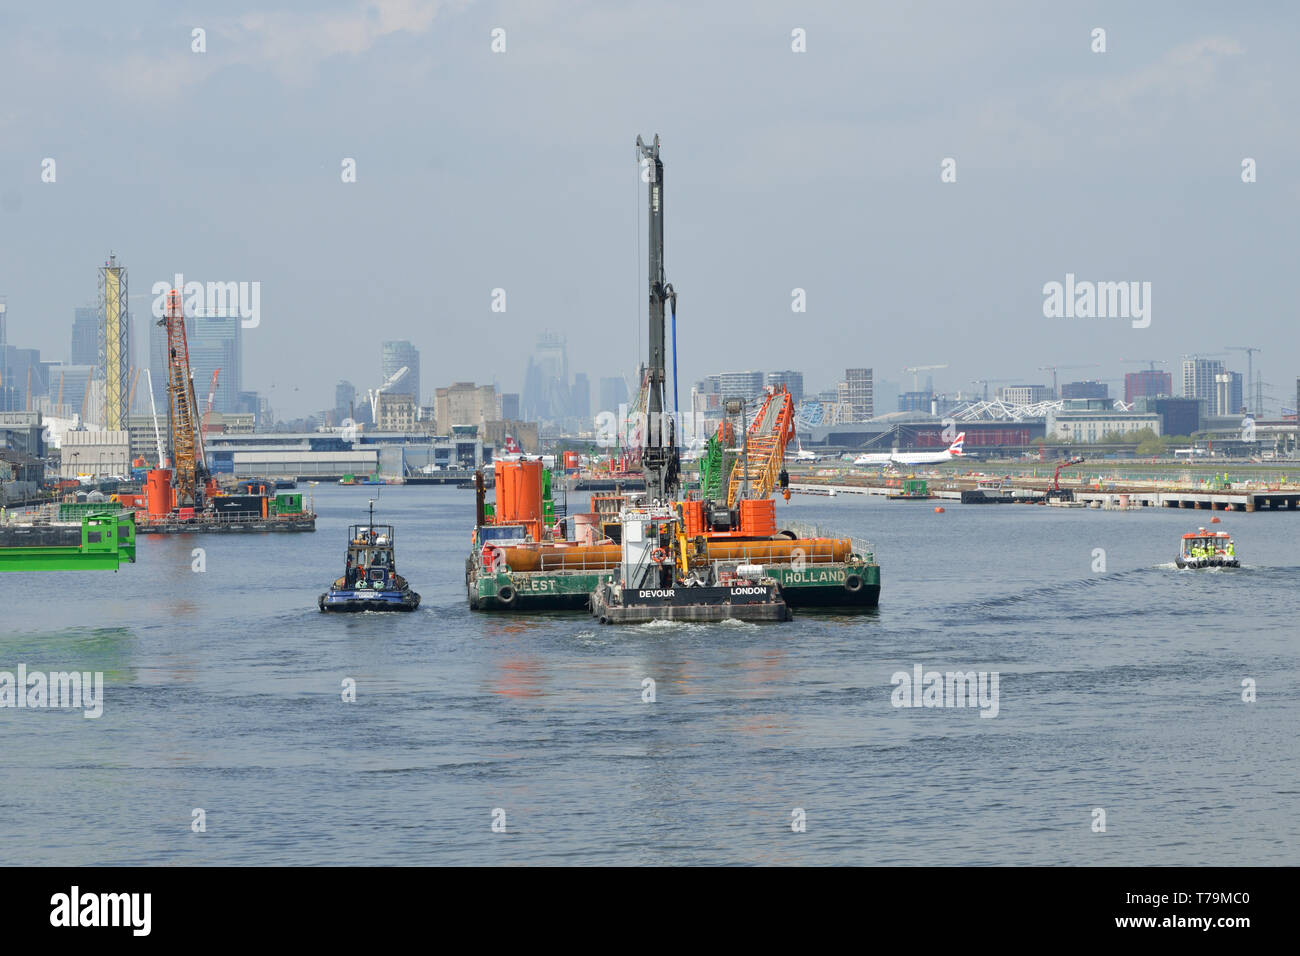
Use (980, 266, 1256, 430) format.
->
(934, 506, 945, 513)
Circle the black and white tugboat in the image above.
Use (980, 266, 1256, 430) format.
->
(1175, 528, 1240, 569)
(589, 504, 791, 624)
(319, 501, 421, 611)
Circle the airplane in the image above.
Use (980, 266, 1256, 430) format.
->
(853, 433, 965, 466)
(785, 437, 830, 462)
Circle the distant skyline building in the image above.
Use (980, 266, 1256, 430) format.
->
(717, 370, 765, 404)
(522, 331, 572, 422)
(71, 307, 98, 366)
(335, 380, 357, 420)
(1181, 358, 1224, 405)
(765, 370, 804, 404)
(1061, 380, 1108, 400)
(1125, 369, 1172, 404)
(381, 340, 421, 407)
(571, 372, 590, 420)
(843, 368, 873, 421)
(897, 390, 933, 413)
(598, 377, 627, 416)
(189, 316, 242, 415)
(501, 392, 520, 420)
(999, 384, 1052, 405)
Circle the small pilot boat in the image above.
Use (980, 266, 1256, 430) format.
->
(1175, 528, 1240, 569)
(319, 502, 421, 611)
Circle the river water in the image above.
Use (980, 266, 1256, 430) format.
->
(2, 485, 1296, 865)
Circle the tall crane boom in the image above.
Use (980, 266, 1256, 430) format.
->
(727, 387, 796, 507)
(159, 288, 207, 506)
(635, 133, 680, 503)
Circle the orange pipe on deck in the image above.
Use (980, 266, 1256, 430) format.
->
(495, 537, 853, 572)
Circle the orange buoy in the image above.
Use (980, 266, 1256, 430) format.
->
(1210, 516, 1221, 523)
(934, 506, 945, 513)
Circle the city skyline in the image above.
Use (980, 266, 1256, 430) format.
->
(1, 3, 1297, 418)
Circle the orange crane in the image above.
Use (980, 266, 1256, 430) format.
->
(159, 288, 208, 507)
(726, 386, 796, 507)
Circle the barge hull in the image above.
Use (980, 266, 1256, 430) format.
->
(466, 562, 880, 611)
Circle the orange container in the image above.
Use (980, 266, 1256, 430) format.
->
(145, 469, 173, 516)
(738, 498, 777, 537)
(679, 499, 705, 537)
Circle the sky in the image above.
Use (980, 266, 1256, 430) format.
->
(1, 0, 1298, 419)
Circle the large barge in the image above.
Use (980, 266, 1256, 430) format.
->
(464, 135, 880, 616)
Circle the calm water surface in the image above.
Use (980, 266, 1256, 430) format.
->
(2, 485, 1296, 865)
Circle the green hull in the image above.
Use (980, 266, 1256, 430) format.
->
(467, 559, 880, 612)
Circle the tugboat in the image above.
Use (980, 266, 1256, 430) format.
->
(588, 503, 791, 624)
(1175, 528, 1240, 569)
(319, 501, 421, 611)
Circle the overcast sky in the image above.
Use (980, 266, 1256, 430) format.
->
(2, 0, 1297, 418)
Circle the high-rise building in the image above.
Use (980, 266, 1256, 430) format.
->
(1061, 381, 1108, 400)
(374, 393, 418, 431)
(522, 332, 571, 421)
(189, 315, 242, 415)
(717, 370, 765, 404)
(898, 390, 933, 413)
(501, 392, 520, 420)
(843, 368, 873, 421)
(434, 382, 500, 430)
(765, 370, 804, 404)
(71, 307, 98, 367)
(1124, 370, 1172, 404)
(335, 380, 357, 420)
(381, 341, 421, 407)
(1182, 358, 1224, 405)
(0, 346, 46, 412)
(599, 377, 628, 415)
(571, 372, 591, 420)
(999, 385, 1052, 405)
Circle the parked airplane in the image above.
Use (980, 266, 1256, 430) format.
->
(853, 433, 965, 466)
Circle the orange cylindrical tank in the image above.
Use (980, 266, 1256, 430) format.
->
(680, 499, 705, 537)
(495, 460, 544, 523)
(145, 469, 173, 516)
(738, 498, 777, 537)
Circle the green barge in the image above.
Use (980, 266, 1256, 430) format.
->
(0, 510, 136, 572)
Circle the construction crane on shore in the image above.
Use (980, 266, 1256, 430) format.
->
(1121, 358, 1167, 371)
(158, 288, 208, 507)
(1225, 346, 1262, 416)
(635, 133, 680, 502)
(971, 378, 1013, 401)
(903, 364, 947, 392)
(726, 386, 796, 508)
(1038, 363, 1100, 397)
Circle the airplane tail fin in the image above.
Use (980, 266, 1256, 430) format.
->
(948, 432, 966, 456)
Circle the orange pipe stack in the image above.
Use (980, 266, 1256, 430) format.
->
(495, 537, 852, 572)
